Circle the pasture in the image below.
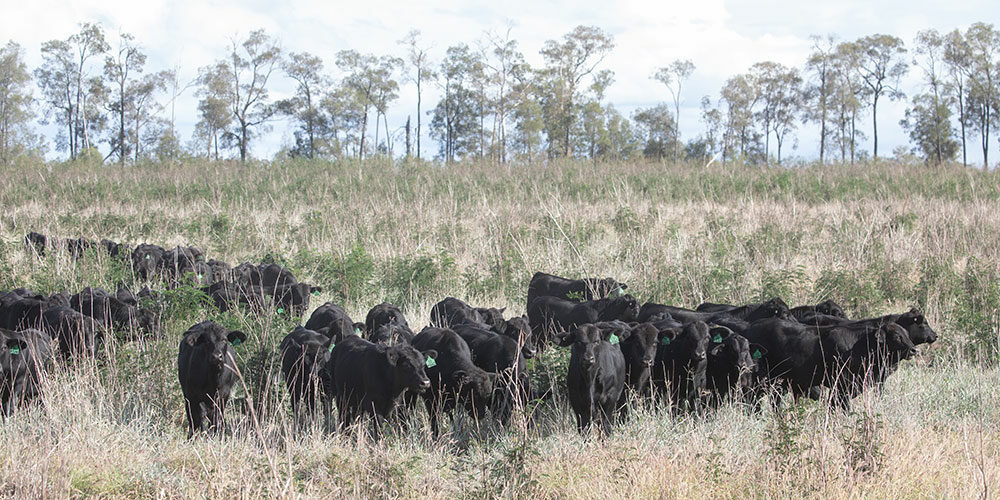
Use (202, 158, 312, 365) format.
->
(0, 158, 998, 499)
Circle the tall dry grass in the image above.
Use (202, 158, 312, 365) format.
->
(0, 158, 998, 498)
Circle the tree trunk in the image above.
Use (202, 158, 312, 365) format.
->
(872, 95, 879, 160)
(416, 69, 422, 160)
(359, 109, 368, 161)
(405, 116, 411, 158)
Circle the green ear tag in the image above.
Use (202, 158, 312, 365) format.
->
(353, 327, 361, 336)
(277, 308, 285, 314)
(425, 356, 437, 368)
(712, 334, 723, 344)
(145, 255, 151, 260)
(231, 338, 242, 347)
(616, 287, 624, 296)
(752, 349, 762, 360)
(328, 342, 335, 353)
(660, 337, 671, 345)
(9, 346, 20, 355)
(312, 290, 320, 296)
(609, 334, 620, 345)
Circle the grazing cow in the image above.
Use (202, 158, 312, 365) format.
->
(131, 244, 166, 280)
(560, 324, 628, 434)
(526, 272, 628, 309)
(430, 297, 505, 330)
(65, 237, 95, 259)
(305, 302, 359, 342)
(788, 299, 848, 322)
(742, 318, 916, 409)
(328, 335, 435, 436)
(206, 259, 233, 283)
(162, 246, 207, 283)
(409, 327, 494, 436)
(24, 232, 48, 256)
(527, 294, 639, 348)
(493, 315, 536, 359)
(70, 287, 156, 336)
(0, 294, 47, 331)
(0, 328, 52, 416)
(176, 320, 247, 437)
(279, 327, 333, 422)
(271, 282, 321, 317)
(202, 282, 267, 313)
(99, 239, 127, 259)
(704, 327, 759, 405)
(249, 262, 297, 289)
(452, 323, 529, 425)
(365, 303, 415, 342)
(652, 321, 719, 411)
(42, 306, 105, 358)
(641, 298, 790, 326)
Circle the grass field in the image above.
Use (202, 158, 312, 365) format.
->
(1, 158, 998, 498)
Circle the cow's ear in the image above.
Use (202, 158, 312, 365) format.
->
(556, 330, 575, 347)
(422, 349, 438, 362)
(615, 327, 633, 343)
(709, 343, 726, 357)
(749, 343, 767, 361)
(498, 307, 506, 314)
(658, 328, 677, 345)
(310, 286, 323, 294)
(227, 330, 247, 346)
(183, 331, 202, 347)
(386, 348, 399, 365)
(6, 338, 27, 355)
(452, 370, 470, 385)
(709, 326, 732, 343)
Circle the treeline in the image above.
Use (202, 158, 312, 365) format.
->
(0, 22, 998, 167)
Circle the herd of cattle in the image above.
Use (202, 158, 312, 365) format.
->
(0, 233, 938, 437)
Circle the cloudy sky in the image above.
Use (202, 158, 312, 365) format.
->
(2, 0, 996, 163)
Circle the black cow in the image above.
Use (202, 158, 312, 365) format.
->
(271, 282, 321, 317)
(279, 327, 333, 423)
(430, 297, 505, 329)
(409, 327, 494, 436)
(560, 324, 627, 434)
(704, 327, 758, 405)
(202, 282, 268, 313)
(526, 272, 627, 309)
(131, 244, 166, 280)
(328, 335, 435, 436)
(25, 232, 48, 256)
(99, 239, 128, 259)
(365, 303, 414, 342)
(597, 321, 665, 400)
(742, 318, 916, 409)
(527, 294, 639, 348)
(0, 293, 47, 331)
(70, 287, 156, 337)
(304, 302, 359, 342)
(206, 259, 233, 283)
(0, 328, 52, 416)
(249, 262, 297, 289)
(65, 237, 95, 259)
(452, 324, 529, 425)
(176, 320, 247, 437)
(652, 321, 719, 411)
(493, 315, 536, 359)
(42, 306, 105, 358)
(788, 299, 848, 321)
(641, 298, 790, 326)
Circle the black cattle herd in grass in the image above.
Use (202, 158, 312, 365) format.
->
(0, 232, 938, 437)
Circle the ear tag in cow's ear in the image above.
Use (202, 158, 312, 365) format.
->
(145, 255, 151, 260)
(312, 290, 320, 297)
(660, 337, 671, 345)
(617, 287, 624, 296)
(425, 356, 437, 368)
(752, 349, 762, 360)
(609, 334, 620, 345)
(712, 334, 723, 344)
(277, 308, 285, 314)
(353, 327, 361, 336)
(328, 342, 335, 353)
(9, 346, 20, 355)
(197, 274, 203, 280)
(231, 337, 243, 347)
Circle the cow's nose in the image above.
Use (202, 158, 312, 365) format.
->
(694, 351, 706, 361)
(583, 356, 596, 366)
(524, 349, 536, 359)
(420, 379, 431, 391)
(644, 359, 655, 367)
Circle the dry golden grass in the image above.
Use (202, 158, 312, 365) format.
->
(0, 158, 998, 498)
